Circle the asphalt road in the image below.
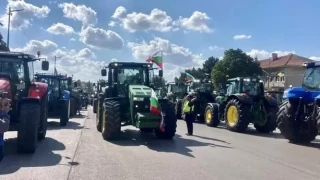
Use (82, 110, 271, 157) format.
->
(1, 107, 320, 180)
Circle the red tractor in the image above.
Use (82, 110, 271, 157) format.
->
(0, 51, 49, 153)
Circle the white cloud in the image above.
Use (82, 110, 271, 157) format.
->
(209, 45, 223, 51)
(79, 26, 124, 50)
(233, 34, 252, 40)
(46, 22, 74, 35)
(127, 37, 204, 80)
(0, 0, 50, 29)
(309, 56, 320, 61)
(173, 11, 213, 33)
(70, 38, 76, 41)
(11, 40, 106, 81)
(58, 2, 97, 27)
(246, 49, 296, 60)
(108, 21, 117, 27)
(111, 6, 173, 32)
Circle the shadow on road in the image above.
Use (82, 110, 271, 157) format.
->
(109, 129, 232, 158)
(289, 139, 320, 149)
(47, 121, 84, 130)
(0, 137, 65, 174)
(244, 128, 284, 139)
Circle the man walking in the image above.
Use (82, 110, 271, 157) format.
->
(0, 97, 11, 162)
(182, 93, 196, 136)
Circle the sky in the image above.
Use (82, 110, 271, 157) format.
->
(1, 0, 320, 81)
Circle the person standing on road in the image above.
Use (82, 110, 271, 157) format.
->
(182, 93, 196, 136)
(0, 97, 11, 162)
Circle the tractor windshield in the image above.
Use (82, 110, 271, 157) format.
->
(0, 59, 25, 83)
(241, 80, 261, 96)
(302, 67, 320, 90)
(118, 68, 147, 85)
(191, 82, 212, 92)
(169, 84, 188, 93)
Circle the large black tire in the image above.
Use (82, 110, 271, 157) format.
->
(277, 100, 318, 143)
(224, 99, 251, 132)
(60, 100, 70, 126)
(70, 97, 75, 117)
(96, 100, 103, 132)
(254, 106, 278, 133)
(17, 102, 40, 153)
(102, 101, 121, 140)
(38, 93, 48, 140)
(317, 105, 320, 131)
(140, 128, 154, 133)
(155, 101, 177, 139)
(205, 103, 220, 127)
(175, 100, 182, 119)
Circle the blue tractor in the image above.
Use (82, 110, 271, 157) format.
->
(35, 73, 72, 126)
(277, 61, 320, 143)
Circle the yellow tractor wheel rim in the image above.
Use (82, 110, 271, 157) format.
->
(205, 109, 212, 124)
(227, 105, 239, 126)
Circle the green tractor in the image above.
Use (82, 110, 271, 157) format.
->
(94, 80, 107, 132)
(204, 77, 278, 133)
(182, 78, 215, 122)
(93, 79, 107, 114)
(166, 82, 189, 119)
(97, 62, 177, 140)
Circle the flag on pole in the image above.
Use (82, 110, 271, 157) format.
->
(150, 89, 165, 132)
(146, 50, 163, 69)
(185, 72, 196, 82)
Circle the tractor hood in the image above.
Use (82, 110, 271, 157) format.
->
(283, 86, 320, 102)
(129, 85, 152, 97)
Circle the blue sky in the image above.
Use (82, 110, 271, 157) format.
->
(0, 0, 320, 81)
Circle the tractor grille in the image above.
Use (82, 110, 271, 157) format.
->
(133, 98, 150, 113)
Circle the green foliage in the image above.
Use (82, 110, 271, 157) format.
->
(211, 49, 262, 88)
(174, 56, 219, 83)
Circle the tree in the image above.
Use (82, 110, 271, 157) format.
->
(202, 56, 219, 75)
(0, 32, 9, 51)
(211, 49, 262, 88)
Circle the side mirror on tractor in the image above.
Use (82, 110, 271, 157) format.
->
(101, 69, 107, 76)
(67, 77, 72, 86)
(42, 61, 49, 71)
(159, 70, 163, 77)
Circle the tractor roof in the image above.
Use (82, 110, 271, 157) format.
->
(107, 61, 153, 68)
(0, 51, 36, 60)
(35, 73, 68, 79)
(227, 77, 261, 82)
(303, 61, 320, 68)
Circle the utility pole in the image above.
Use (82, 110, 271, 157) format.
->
(54, 56, 62, 74)
(6, 7, 24, 48)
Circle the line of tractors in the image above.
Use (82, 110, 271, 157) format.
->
(92, 60, 320, 145)
(0, 51, 87, 154)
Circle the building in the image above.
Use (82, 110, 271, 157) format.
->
(259, 53, 313, 91)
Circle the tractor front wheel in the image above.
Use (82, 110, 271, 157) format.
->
(175, 100, 182, 119)
(155, 101, 177, 139)
(17, 102, 40, 153)
(70, 97, 75, 117)
(102, 101, 121, 140)
(277, 100, 318, 143)
(254, 106, 277, 133)
(224, 99, 250, 132)
(96, 101, 103, 132)
(60, 100, 70, 126)
(205, 103, 220, 127)
(93, 98, 98, 113)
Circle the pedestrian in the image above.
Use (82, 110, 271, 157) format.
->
(0, 97, 11, 162)
(182, 93, 196, 136)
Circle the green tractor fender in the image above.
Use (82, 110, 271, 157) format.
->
(226, 94, 253, 105)
(262, 96, 278, 107)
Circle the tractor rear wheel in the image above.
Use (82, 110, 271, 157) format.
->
(38, 92, 48, 140)
(102, 101, 121, 140)
(254, 106, 277, 133)
(60, 100, 70, 126)
(155, 101, 177, 139)
(17, 102, 40, 153)
(93, 98, 98, 113)
(277, 100, 318, 143)
(70, 97, 75, 117)
(205, 103, 220, 127)
(224, 99, 250, 132)
(175, 100, 182, 119)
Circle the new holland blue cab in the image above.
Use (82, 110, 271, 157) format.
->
(35, 73, 72, 126)
(277, 61, 320, 143)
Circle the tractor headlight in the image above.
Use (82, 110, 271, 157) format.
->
(133, 97, 144, 101)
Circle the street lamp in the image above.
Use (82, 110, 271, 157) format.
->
(6, 7, 24, 48)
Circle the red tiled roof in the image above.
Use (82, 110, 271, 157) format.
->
(259, 54, 313, 69)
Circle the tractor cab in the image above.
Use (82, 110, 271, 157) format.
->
(166, 82, 189, 101)
(226, 77, 264, 100)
